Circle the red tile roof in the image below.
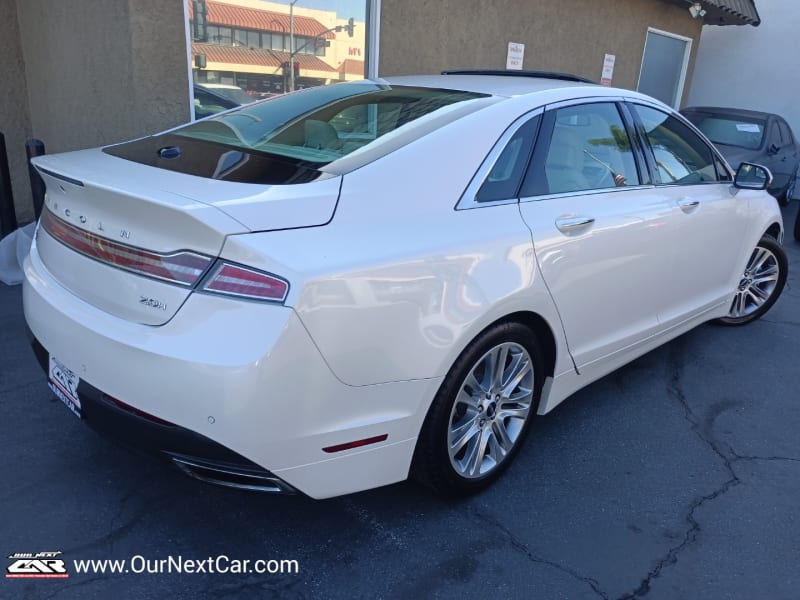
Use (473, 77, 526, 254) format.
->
(190, 0, 335, 38)
(338, 59, 364, 76)
(192, 42, 337, 72)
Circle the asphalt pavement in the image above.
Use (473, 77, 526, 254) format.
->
(2, 205, 799, 600)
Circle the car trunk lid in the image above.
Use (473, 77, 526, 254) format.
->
(32, 148, 341, 325)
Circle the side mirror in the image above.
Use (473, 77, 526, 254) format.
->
(734, 162, 772, 191)
(768, 143, 781, 155)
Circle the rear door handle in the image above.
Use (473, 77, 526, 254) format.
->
(555, 216, 595, 233)
(678, 198, 700, 213)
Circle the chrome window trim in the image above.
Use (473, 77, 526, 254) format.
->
(543, 95, 627, 111)
(456, 108, 544, 210)
(520, 184, 656, 204)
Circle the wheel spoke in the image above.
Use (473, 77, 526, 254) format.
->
(490, 345, 509, 390)
(463, 371, 487, 396)
(748, 286, 768, 305)
(752, 272, 778, 286)
(449, 420, 481, 455)
(747, 248, 769, 273)
(492, 420, 513, 454)
(466, 428, 490, 477)
(455, 387, 480, 410)
(497, 404, 530, 421)
(501, 357, 531, 397)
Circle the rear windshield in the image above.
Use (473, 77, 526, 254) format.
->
(687, 114, 765, 150)
(105, 83, 491, 184)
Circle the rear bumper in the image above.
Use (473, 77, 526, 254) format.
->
(23, 242, 440, 499)
(29, 333, 296, 493)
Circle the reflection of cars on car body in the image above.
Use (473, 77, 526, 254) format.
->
(193, 83, 256, 119)
(23, 72, 787, 499)
(681, 106, 799, 205)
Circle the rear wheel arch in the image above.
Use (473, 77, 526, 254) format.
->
(494, 311, 557, 393)
(447, 310, 558, 398)
(764, 222, 782, 241)
(425, 310, 558, 421)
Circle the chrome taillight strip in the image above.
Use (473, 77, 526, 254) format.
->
(40, 208, 212, 287)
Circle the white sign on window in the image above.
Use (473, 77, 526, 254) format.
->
(507, 42, 525, 70)
(601, 53, 616, 86)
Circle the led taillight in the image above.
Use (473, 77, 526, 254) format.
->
(41, 209, 211, 286)
(201, 263, 288, 302)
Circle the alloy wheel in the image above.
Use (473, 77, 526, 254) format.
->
(447, 342, 534, 479)
(728, 245, 780, 318)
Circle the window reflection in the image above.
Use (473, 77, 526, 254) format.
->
(188, 0, 368, 109)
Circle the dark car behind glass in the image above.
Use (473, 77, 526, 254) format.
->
(192, 83, 256, 119)
(681, 106, 799, 206)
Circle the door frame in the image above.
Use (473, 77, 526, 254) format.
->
(637, 28, 693, 109)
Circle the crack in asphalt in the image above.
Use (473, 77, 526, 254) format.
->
(617, 340, 743, 600)
(470, 509, 609, 599)
(729, 452, 800, 464)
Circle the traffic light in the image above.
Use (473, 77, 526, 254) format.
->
(345, 17, 355, 37)
(283, 61, 300, 79)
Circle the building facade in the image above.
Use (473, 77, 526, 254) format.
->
(1, 0, 758, 224)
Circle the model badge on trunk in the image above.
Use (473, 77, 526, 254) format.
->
(139, 296, 167, 311)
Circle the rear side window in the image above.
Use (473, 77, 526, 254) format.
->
(475, 115, 540, 202)
(635, 105, 720, 185)
(778, 120, 794, 145)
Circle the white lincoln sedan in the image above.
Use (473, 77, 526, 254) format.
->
(23, 72, 787, 499)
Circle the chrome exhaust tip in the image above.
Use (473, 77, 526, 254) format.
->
(167, 453, 296, 494)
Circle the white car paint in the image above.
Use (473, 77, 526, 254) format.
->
(22, 75, 784, 498)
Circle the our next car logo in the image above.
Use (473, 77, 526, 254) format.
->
(6, 551, 69, 579)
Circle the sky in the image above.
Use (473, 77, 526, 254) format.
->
(264, 0, 366, 20)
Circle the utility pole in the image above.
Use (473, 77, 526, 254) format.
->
(289, 0, 298, 92)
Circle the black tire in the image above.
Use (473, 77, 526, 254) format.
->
(776, 186, 790, 207)
(717, 235, 788, 325)
(794, 207, 800, 242)
(412, 322, 544, 496)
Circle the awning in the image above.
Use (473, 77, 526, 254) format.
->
(661, 0, 760, 26)
(700, 0, 760, 26)
(192, 42, 338, 77)
(189, 0, 336, 38)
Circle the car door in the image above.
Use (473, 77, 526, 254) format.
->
(629, 102, 747, 324)
(760, 117, 792, 193)
(517, 100, 675, 369)
(774, 118, 799, 192)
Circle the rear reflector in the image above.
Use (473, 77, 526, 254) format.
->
(322, 434, 389, 453)
(102, 393, 176, 427)
(41, 209, 211, 286)
(201, 263, 289, 302)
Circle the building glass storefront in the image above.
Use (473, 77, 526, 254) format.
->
(188, 0, 370, 114)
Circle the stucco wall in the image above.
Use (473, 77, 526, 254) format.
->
(379, 0, 701, 103)
(14, 0, 191, 203)
(688, 0, 800, 136)
(0, 1, 33, 224)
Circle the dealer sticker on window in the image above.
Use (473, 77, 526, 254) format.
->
(48, 355, 82, 419)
